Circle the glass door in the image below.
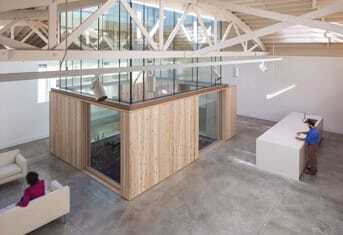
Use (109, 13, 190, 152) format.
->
(89, 105, 121, 184)
(199, 92, 219, 149)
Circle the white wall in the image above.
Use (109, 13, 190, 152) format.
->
(0, 62, 49, 149)
(223, 56, 343, 134)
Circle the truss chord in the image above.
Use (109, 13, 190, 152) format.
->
(163, 3, 191, 51)
(199, 1, 343, 53)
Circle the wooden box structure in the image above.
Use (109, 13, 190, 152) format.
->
(49, 85, 236, 200)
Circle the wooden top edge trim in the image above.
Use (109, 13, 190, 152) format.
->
(128, 85, 229, 110)
(51, 88, 131, 111)
(51, 84, 229, 111)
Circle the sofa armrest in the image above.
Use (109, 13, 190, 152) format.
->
(16, 154, 28, 175)
(50, 180, 63, 191)
(0, 150, 19, 166)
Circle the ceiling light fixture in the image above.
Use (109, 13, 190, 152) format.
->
(266, 84, 296, 100)
(233, 65, 240, 78)
(259, 62, 268, 72)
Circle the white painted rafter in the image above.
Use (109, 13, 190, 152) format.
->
(0, 20, 19, 35)
(163, 3, 191, 51)
(48, 1, 58, 49)
(221, 23, 233, 43)
(232, 23, 247, 51)
(0, 0, 271, 58)
(0, 9, 48, 21)
(119, 0, 159, 50)
(218, 1, 343, 36)
(21, 30, 34, 43)
(10, 26, 15, 39)
(193, 6, 213, 46)
(0, 0, 266, 53)
(248, 44, 259, 52)
(0, 49, 268, 62)
(56, 0, 116, 49)
(0, 0, 52, 13)
(0, 57, 281, 82)
(195, 3, 265, 51)
(0, 35, 37, 49)
(180, 24, 192, 42)
(149, 20, 160, 38)
(213, 18, 218, 45)
(159, 0, 164, 50)
(24, 22, 48, 44)
(199, 1, 343, 53)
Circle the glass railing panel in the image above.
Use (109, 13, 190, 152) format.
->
(56, 56, 222, 104)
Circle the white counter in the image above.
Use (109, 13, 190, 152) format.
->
(256, 112, 323, 180)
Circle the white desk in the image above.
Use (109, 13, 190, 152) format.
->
(256, 112, 323, 180)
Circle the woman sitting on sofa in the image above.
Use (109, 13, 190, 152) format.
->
(17, 171, 45, 207)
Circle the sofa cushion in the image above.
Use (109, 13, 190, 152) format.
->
(0, 164, 22, 179)
(0, 150, 19, 166)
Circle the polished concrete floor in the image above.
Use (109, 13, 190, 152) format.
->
(1, 116, 343, 235)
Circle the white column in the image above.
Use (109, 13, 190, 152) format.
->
(48, 1, 58, 49)
(159, 0, 164, 50)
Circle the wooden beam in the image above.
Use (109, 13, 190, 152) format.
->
(180, 24, 192, 42)
(232, 23, 247, 51)
(0, 0, 97, 13)
(25, 22, 48, 44)
(219, 1, 343, 35)
(0, 20, 19, 35)
(214, 18, 219, 45)
(159, 0, 164, 50)
(149, 20, 160, 37)
(0, 56, 280, 82)
(10, 26, 14, 39)
(248, 44, 259, 52)
(221, 23, 233, 43)
(21, 30, 34, 42)
(0, 49, 268, 62)
(196, 3, 266, 51)
(0, 9, 48, 21)
(0, 0, 53, 13)
(193, 6, 213, 46)
(0, 35, 36, 49)
(199, 2, 343, 53)
(48, 1, 58, 49)
(193, 7, 213, 46)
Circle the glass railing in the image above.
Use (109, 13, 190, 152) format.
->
(57, 57, 222, 104)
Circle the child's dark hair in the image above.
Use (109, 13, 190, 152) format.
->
(26, 171, 39, 186)
(306, 119, 316, 127)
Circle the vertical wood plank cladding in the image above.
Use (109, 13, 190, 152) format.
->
(123, 96, 199, 200)
(220, 86, 237, 140)
(120, 111, 130, 199)
(49, 91, 87, 170)
(158, 102, 173, 181)
(193, 96, 199, 160)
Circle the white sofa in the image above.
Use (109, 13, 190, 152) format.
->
(0, 181, 70, 235)
(0, 150, 27, 185)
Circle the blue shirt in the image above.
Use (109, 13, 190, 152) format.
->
(305, 127, 320, 145)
